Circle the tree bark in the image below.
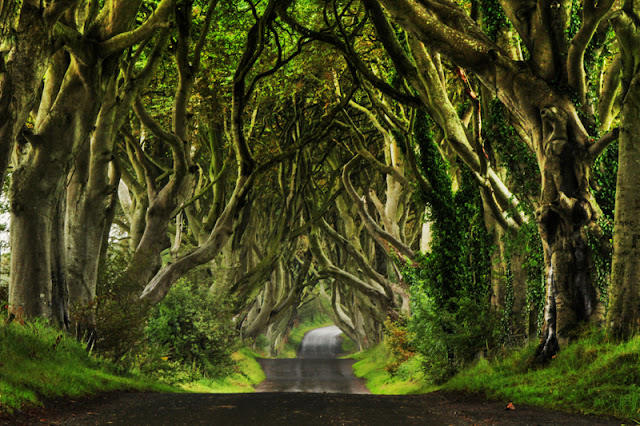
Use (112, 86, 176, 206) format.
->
(607, 9, 640, 339)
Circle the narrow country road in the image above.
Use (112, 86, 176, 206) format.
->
(1, 326, 625, 425)
(255, 325, 369, 393)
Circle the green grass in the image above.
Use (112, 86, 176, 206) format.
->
(0, 320, 177, 414)
(350, 344, 436, 395)
(181, 348, 265, 393)
(443, 331, 640, 421)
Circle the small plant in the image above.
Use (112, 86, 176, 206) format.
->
(384, 317, 415, 375)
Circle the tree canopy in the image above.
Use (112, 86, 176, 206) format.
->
(1, 0, 639, 370)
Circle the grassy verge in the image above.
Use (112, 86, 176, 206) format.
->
(0, 321, 177, 415)
(350, 344, 436, 395)
(443, 331, 640, 421)
(181, 348, 265, 393)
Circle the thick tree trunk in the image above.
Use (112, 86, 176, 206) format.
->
(9, 188, 57, 320)
(535, 106, 603, 358)
(607, 10, 640, 339)
(9, 60, 101, 320)
(0, 2, 54, 194)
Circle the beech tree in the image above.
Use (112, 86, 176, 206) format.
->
(357, 0, 626, 359)
(607, 5, 640, 339)
(5, 0, 640, 363)
(8, 0, 174, 325)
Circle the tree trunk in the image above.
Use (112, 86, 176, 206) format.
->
(66, 81, 118, 333)
(510, 252, 529, 339)
(607, 10, 640, 339)
(9, 59, 101, 320)
(0, 2, 54, 194)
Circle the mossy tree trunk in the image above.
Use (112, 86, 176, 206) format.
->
(607, 8, 640, 339)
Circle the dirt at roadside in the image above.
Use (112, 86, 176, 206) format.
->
(0, 390, 625, 425)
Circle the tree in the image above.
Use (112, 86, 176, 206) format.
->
(371, 0, 619, 359)
(607, 5, 640, 339)
(9, 0, 173, 325)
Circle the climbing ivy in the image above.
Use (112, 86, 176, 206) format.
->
(588, 141, 618, 305)
(566, 0, 582, 40)
(502, 215, 545, 338)
(404, 110, 497, 383)
(485, 100, 540, 199)
(478, 0, 510, 41)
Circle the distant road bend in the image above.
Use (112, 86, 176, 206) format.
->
(256, 325, 369, 393)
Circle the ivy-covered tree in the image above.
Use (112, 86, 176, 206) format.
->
(371, 0, 621, 359)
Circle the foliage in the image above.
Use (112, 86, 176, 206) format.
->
(383, 317, 415, 375)
(479, 0, 510, 41)
(444, 329, 640, 421)
(589, 141, 618, 304)
(486, 100, 540, 199)
(406, 111, 498, 383)
(89, 251, 150, 364)
(145, 268, 240, 381)
(350, 343, 436, 395)
(0, 316, 176, 415)
(501, 216, 545, 339)
(77, 253, 241, 386)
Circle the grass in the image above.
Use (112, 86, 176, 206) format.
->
(443, 331, 640, 421)
(0, 320, 177, 414)
(348, 329, 639, 421)
(350, 343, 436, 395)
(181, 348, 265, 393)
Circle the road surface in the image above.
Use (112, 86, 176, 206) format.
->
(255, 325, 369, 393)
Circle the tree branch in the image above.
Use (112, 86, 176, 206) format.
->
(99, 0, 174, 57)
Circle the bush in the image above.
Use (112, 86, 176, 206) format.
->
(384, 318, 415, 375)
(145, 274, 239, 381)
(89, 252, 149, 364)
(409, 293, 500, 383)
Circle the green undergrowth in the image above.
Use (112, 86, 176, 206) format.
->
(0, 320, 177, 414)
(341, 333, 358, 354)
(350, 344, 436, 395)
(180, 348, 265, 393)
(444, 331, 640, 421)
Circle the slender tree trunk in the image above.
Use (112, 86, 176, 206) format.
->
(66, 81, 118, 333)
(510, 252, 528, 339)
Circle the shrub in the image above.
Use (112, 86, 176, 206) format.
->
(89, 252, 149, 364)
(145, 273, 239, 380)
(384, 317, 415, 375)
